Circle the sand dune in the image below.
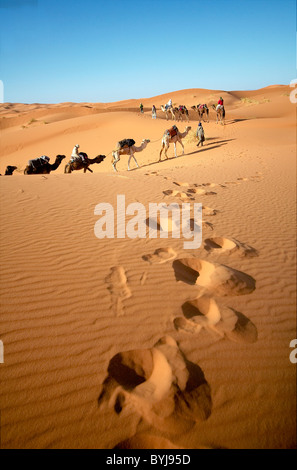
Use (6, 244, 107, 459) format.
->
(0, 85, 296, 449)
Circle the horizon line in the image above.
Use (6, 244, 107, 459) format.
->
(0, 83, 289, 106)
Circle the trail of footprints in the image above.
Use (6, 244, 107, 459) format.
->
(105, 266, 131, 316)
(99, 174, 260, 446)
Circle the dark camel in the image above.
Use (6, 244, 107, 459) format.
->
(191, 104, 209, 122)
(64, 152, 106, 173)
(24, 155, 66, 174)
(175, 106, 190, 122)
(1, 165, 18, 175)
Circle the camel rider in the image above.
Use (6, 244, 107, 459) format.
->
(70, 144, 86, 164)
(71, 144, 80, 161)
(217, 97, 224, 111)
(165, 98, 172, 111)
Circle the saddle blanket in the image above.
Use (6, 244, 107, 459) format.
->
(166, 125, 178, 138)
(70, 152, 88, 163)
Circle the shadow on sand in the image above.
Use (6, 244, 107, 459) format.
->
(128, 139, 235, 171)
(223, 118, 255, 126)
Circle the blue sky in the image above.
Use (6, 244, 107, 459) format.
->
(0, 0, 296, 103)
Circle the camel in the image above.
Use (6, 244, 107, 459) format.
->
(212, 104, 225, 125)
(191, 104, 209, 122)
(160, 105, 176, 121)
(175, 105, 190, 122)
(64, 152, 106, 173)
(159, 126, 191, 161)
(112, 138, 150, 172)
(24, 155, 66, 174)
(3, 165, 17, 175)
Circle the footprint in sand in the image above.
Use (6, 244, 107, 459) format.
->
(250, 174, 263, 181)
(105, 266, 131, 316)
(142, 247, 177, 264)
(114, 433, 185, 449)
(202, 206, 219, 216)
(201, 183, 218, 188)
(190, 219, 214, 231)
(114, 432, 217, 449)
(173, 181, 190, 188)
(140, 271, 147, 285)
(204, 237, 259, 258)
(146, 215, 181, 234)
(98, 336, 212, 433)
(163, 189, 189, 201)
(174, 295, 257, 344)
(237, 177, 249, 181)
(172, 258, 256, 296)
(187, 188, 206, 196)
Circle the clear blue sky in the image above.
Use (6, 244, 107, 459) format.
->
(0, 0, 296, 103)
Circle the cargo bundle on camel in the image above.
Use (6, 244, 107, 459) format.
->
(111, 138, 150, 172)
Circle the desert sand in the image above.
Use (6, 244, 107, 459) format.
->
(0, 86, 296, 449)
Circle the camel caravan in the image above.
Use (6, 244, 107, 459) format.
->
(2, 96, 226, 175)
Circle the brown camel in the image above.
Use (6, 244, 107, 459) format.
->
(175, 105, 190, 122)
(159, 126, 191, 161)
(64, 152, 106, 173)
(191, 104, 209, 122)
(212, 104, 225, 125)
(24, 155, 66, 174)
(112, 138, 150, 172)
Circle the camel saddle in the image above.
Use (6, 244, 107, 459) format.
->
(29, 156, 49, 169)
(119, 138, 135, 149)
(72, 152, 87, 162)
(166, 125, 178, 138)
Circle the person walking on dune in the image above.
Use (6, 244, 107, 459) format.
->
(152, 105, 157, 119)
(196, 122, 205, 147)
